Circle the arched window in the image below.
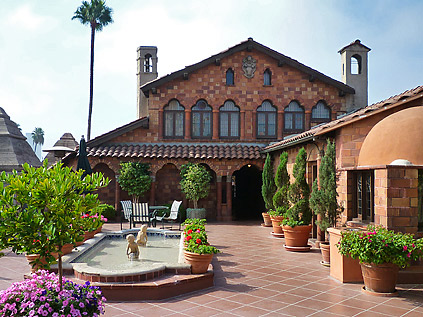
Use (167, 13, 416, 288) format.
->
(257, 100, 277, 138)
(263, 69, 272, 86)
(219, 100, 239, 138)
(144, 54, 152, 73)
(192, 100, 212, 139)
(351, 54, 362, 75)
(311, 101, 331, 123)
(284, 101, 304, 133)
(164, 99, 184, 138)
(226, 68, 234, 85)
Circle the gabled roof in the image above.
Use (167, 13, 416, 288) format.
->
(141, 38, 355, 96)
(263, 85, 423, 153)
(0, 107, 41, 172)
(87, 117, 149, 148)
(338, 39, 371, 53)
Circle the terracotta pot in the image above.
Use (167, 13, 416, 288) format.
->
(360, 262, 399, 293)
(270, 215, 284, 234)
(60, 243, 74, 255)
(183, 250, 213, 274)
(262, 212, 272, 227)
(94, 225, 103, 234)
(25, 254, 48, 273)
(83, 231, 96, 241)
(282, 224, 312, 247)
(320, 242, 330, 264)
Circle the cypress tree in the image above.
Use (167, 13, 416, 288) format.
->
(310, 140, 343, 233)
(285, 148, 312, 226)
(262, 153, 277, 210)
(272, 152, 290, 214)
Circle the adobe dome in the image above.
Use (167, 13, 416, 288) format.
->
(358, 106, 423, 166)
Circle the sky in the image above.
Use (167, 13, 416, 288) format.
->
(1, 0, 422, 156)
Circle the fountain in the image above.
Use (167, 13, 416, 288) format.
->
(53, 227, 214, 300)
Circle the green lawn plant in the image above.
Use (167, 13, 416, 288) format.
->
(337, 225, 423, 268)
(117, 162, 152, 203)
(283, 148, 312, 227)
(182, 219, 219, 254)
(262, 153, 277, 211)
(271, 152, 290, 216)
(180, 163, 211, 209)
(0, 161, 109, 290)
(310, 140, 343, 236)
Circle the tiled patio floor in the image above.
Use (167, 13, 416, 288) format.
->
(1, 221, 422, 316)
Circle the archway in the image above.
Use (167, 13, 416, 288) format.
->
(155, 163, 183, 205)
(232, 165, 265, 220)
(92, 163, 116, 207)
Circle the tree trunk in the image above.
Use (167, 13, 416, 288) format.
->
(87, 25, 96, 141)
(58, 253, 63, 291)
(193, 200, 198, 209)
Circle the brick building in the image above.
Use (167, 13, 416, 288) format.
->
(264, 86, 423, 235)
(64, 38, 368, 221)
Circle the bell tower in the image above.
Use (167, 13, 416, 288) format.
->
(137, 46, 158, 118)
(339, 40, 371, 112)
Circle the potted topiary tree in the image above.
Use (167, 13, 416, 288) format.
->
(310, 140, 343, 265)
(180, 163, 211, 219)
(269, 152, 290, 235)
(261, 153, 277, 227)
(117, 162, 152, 203)
(282, 148, 313, 251)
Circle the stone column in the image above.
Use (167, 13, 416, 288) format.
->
(185, 109, 191, 139)
(216, 176, 222, 221)
(226, 178, 232, 221)
(158, 109, 163, 137)
(316, 148, 324, 245)
(278, 110, 284, 139)
(213, 110, 219, 140)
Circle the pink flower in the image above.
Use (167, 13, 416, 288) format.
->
(403, 246, 408, 251)
(407, 253, 411, 258)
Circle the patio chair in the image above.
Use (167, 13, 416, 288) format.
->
(131, 202, 155, 228)
(120, 200, 133, 230)
(156, 200, 182, 230)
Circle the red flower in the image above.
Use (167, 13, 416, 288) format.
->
(403, 246, 408, 251)
(185, 235, 192, 241)
(196, 238, 202, 244)
(187, 229, 193, 234)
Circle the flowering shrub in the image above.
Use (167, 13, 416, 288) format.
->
(337, 225, 423, 268)
(80, 213, 108, 232)
(182, 219, 219, 255)
(0, 270, 106, 316)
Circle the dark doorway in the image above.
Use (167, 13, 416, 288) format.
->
(232, 165, 265, 220)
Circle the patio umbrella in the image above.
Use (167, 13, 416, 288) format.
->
(76, 136, 92, 178)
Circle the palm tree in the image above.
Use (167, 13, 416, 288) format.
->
(72, 0, 113, 141)
(31, 127, 44, 152)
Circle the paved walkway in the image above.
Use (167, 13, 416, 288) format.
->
(1, 222, 422, 316)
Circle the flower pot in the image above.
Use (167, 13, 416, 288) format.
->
(320, 242, 330, 265)
(183, 250, 213, 274)
(262, 212, 272, 227)
(25, 254, 48, 273)
(94, 225, 103, 234)
(270, 215, 284, 234)
(83, 231, 96, 241)
(186, 208, 207, 219)
(360, 262, 399, 293)
(282, 224, 312, 248)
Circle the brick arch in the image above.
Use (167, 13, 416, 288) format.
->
(151, 159, 183, 175)
(226, 161, 263, 177)
(90, 158, 119, 173)
(92, 163, 116, 207)
(154, 163, 184, 205)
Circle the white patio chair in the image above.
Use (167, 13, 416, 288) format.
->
(131, 202, 154, 227)
(120, 200, 133, 229)
(156, 200, 182, 230)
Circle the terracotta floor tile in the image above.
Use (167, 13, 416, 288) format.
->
(368, 303, 414, 316)
(322, 303, 365, 316)
(276, 303, 319, 316)
(268, 293, 307, 304)
(224, 293, 263, 305)
(230, 304, 271, 316)
(203, 298, 248, 312)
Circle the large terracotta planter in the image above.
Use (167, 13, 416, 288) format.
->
(270, 215, 284, 234)
(25, 254, 48, 273)
(183, 250, 213, 274)
(262, 212, 272, 227)
(282, 224, 312, 247)
(94, 225, 103, 234)
(83, 231, 96, 241)
(360, 262, 399, 293)
(320, 242, 330, 265)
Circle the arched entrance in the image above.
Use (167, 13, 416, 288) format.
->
(232, 165, 265, 220)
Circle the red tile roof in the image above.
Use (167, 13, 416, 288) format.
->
(86, 143, 265, 160)
(264, 85, 423, 152)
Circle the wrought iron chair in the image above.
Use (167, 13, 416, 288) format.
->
(131, 202, 155, 228)
(120, 200, 133, 229)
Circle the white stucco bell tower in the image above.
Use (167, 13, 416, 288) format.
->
(339, 40, 371, 112)
(137, 46, 158, 118)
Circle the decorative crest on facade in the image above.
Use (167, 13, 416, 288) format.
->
(242, 55, 257, 78)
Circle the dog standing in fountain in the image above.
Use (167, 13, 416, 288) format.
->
(126, 234, 139, 260)
(136, 224, 148, 246)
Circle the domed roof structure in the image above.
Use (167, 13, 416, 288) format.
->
(358, 106, 423, 166)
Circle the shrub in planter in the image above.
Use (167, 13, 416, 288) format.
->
(97, 203, 116, 221)
(117, 162, 152, 203)
(262, 153, 277, 211)
(0, 270, 106, 316)
(337, 225, 423, 293)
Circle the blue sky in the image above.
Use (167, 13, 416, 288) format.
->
(1, 0, 422, 153)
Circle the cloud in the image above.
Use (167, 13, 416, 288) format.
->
(6, 4, 45, 30)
